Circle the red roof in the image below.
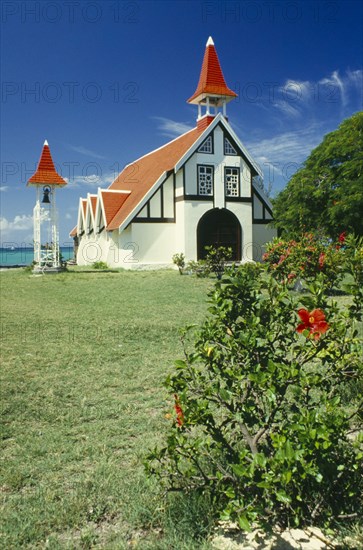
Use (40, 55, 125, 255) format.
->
(90, 195, 97, 216)
(188, 37, 237, 104)
(27, 141, 67, 186)
(101, 190, 131, 228)
(107, 126, 204, 230)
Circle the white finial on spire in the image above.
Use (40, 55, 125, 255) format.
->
(44, 139, 49, 146)
(206, 36, 214, 47)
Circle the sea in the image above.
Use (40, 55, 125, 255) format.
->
(0, 246, 74, 267)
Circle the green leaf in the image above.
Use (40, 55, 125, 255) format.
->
(232, 463, 246, 477)
(276, 491, 291, 504)
(219, 388, 230, 402)
(174, 360, 186, 369)
(238, 515, 252, 532)
(254, 453, 267, 468)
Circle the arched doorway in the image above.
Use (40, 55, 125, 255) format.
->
(197, 208, 241, 260)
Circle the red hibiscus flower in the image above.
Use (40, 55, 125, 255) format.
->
(278, 254, 286, 265)
(338, 231, 347, 243)
(318, 252, 326, 269)
(296, 308, 329, 340)
(174, 394, 184, 427)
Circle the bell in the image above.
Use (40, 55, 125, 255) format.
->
(42, 186, 51, 204)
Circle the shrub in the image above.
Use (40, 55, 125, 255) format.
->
(146, 266, 363, 532)
(204, 245, 233, 278)
(172, 253, 186, 275)
(263, 233, 345, 290)
(92, 261, 109, 270)
(343, 234, 363, 320)
(186, 260, 210, 278)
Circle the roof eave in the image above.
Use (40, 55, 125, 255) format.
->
(187, 91, 237, 105)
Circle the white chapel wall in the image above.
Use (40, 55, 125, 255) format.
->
(252, 224, 277, 261)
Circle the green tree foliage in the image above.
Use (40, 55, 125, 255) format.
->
(272, 112, 363, 238)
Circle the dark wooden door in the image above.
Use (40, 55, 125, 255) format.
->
(197, 208, 241, 260)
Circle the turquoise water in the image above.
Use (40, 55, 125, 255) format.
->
(0, 247, 74, 267)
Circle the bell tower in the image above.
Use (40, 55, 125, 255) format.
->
(187, 36, 237, 130)
(27, 140, 67, 272)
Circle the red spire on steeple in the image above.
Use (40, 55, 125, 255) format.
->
(27, 140, 67, 186)
(187, 37, 237, 105)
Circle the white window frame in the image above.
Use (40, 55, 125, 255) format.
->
(224, 137, 237, 156)
(198, 135, 213, 154)
(225, 167, 240, 197)
(197, 165, 214, 196)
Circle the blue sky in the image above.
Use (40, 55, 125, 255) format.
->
(1, 0, 362, 246)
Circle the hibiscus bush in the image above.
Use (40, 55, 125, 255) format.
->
(343, 234, 363, 320)
(146, 265, 363, 531)
(262, 232, 345, 289)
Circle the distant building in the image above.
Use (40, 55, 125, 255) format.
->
(70, 37, 276, 267)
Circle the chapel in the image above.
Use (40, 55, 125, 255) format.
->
(70, 37, 276, 267)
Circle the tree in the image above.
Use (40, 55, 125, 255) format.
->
(272, 112, 363, 238)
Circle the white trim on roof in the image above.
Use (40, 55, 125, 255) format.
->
(85, 193, 97, 234)
(77, 198, 87, 236)
(95, 188, 105, 232)
(99, 189, 131, 229)
(252, 179, 273, 211)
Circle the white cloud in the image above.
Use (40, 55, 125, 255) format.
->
(246, 123, 327, 194)
(0, 214, 33, 232)
(264, 69, 363, 120)
(66, 171, 115, 189)
(243, 68, 362, 194)
(152, 116, 194, 137)
(248, 124, 323, 166)
(67, 145, 106, 159)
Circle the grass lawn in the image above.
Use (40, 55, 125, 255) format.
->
(0, 268, 214, 549)
(1, 267, 361, 549)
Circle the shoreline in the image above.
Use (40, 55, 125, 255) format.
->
(0, 265, 27, 269)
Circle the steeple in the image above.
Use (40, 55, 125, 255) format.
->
(188, 37, 237, 128)
(27, 140, 67, 187)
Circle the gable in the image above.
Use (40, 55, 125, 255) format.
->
(252, 185, 273, 223)
(85, 194, 97, 234)
(77, 199, 87, 235)
(100, 190, 131, 229)
(175, 114, 263, 178)
(134, 173, 175, 223)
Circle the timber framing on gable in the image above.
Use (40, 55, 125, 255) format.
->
(252, 186, 274, 224)
(133, 172, 176, 223)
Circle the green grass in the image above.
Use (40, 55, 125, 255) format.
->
(0, 268, 214, 549)
(1, 267, 361, 549)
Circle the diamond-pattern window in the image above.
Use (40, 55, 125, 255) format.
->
(198, 136, 213, 154)
(225, 167, 239, 197)
(198, 165, 213, 195)
(224, 137, 237, 155)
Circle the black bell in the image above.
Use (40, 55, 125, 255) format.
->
(42, 186, 51, 204)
